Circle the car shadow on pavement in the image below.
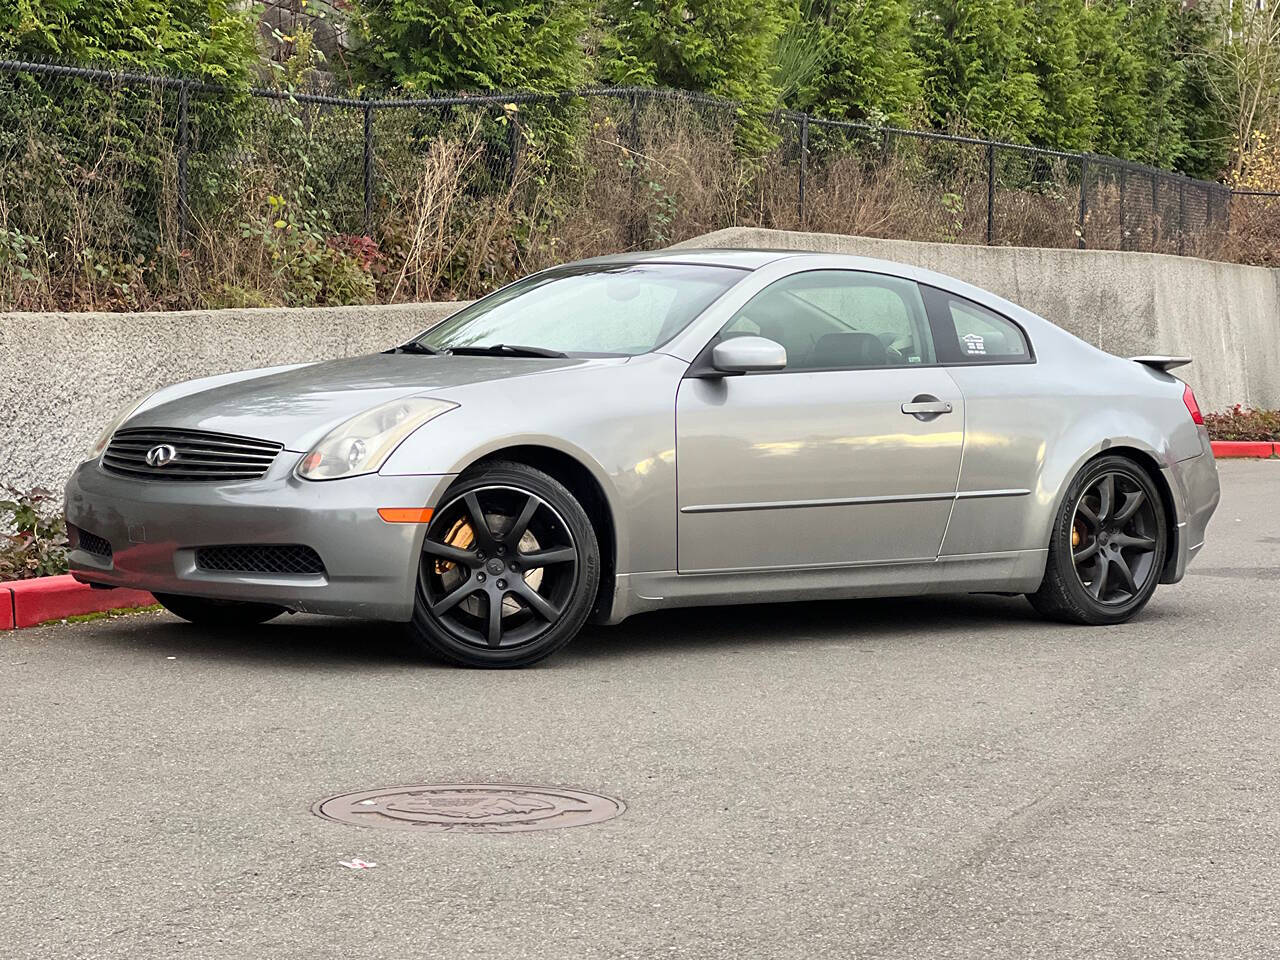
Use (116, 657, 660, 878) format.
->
(71, 590, 1170, 668)
(81, 610, 424, 668)
(564, 592, 1050, 661)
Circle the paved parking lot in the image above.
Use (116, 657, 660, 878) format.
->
(3, 460, 1278, 960)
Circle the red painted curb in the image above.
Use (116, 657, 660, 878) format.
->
(1210, 440, 1278, 459)
(0, 585, 13, 631)
(7, 575, 155, 629)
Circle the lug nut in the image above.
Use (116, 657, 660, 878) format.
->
(496, 546, 506, 556)
(496, 579, 507, 589)
(510, 562, 519, 571)
(476, 572, 486, 583)
(476, 550, 486, 561)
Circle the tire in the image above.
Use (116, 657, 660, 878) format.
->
(154, 593, 286, 626)
(1028, 454, 1168, 625)
(407, 461, 600, 668)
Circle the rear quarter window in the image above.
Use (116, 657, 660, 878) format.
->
(923, 285, 1033, 365)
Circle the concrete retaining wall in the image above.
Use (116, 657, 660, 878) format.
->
(4, 229, 1279, 493)
(676, 228, 1280, 414)
(1, 302, 462, 493)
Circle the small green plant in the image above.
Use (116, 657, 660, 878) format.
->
(939, 192, 965, 242)
(0, 486, 69, 582)
(0, 227, 44, 284)
(240, 193, 376, 306)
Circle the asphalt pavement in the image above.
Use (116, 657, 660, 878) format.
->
(3, 460, 1278, 960)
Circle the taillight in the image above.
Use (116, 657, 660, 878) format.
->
(1182, 383, 1204, 425)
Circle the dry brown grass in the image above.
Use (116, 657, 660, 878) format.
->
(1, 87, 1273, 312)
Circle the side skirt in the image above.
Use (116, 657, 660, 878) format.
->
(602, 549, 1049, 624)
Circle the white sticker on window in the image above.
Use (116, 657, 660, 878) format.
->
(961, 333, 986, 355)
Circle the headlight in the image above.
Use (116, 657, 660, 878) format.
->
(297, 397, 457, 480)
(89, 393, 152, 459)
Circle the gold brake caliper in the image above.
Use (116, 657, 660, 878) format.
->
(436, 517, 476, 574)
(1071, 520, 1083, 548)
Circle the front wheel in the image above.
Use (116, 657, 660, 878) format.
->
(1028, 455, 1168, 625)
(407, 462, 600, 668)
(154, 593, 286, 626)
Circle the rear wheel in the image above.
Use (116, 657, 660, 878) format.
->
(1028, 455, 1167, 625)
(408, 462, 600, 668)
(154, 593, 286, 626)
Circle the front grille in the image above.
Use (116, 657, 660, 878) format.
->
(103, 428, 282, 482)
(195, 544, 325, 576)
(72, 526, 113, 559)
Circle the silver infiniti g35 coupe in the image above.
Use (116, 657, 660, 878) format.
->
(66, 249, 1221, 667)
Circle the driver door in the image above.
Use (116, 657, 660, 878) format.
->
(675, 270, 964, 573)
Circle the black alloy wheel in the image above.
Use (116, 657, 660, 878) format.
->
(1068, 471, 1161, 605)
(408, 462, 599, 667)
(1028, 455, 1167, 625)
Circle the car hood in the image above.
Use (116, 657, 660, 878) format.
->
(125, 352, 609, 451)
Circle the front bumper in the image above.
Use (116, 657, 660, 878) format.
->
(65, 454, 455, 621)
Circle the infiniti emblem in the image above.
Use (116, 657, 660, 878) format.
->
(145, 444, 178, 468)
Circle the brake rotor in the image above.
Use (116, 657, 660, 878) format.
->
(436, 512, 543, 617)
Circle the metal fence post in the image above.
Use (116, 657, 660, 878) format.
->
(625, 91, 646, 249)
(1077, 155, 1089, 249)
(506, 106, 521, 186)
(1119, 164, 1127, 251)
(177, 78, 190, 246)
(362, 98, 374, 236)
(1178, 177, 1186, 256)
(986, 143, 996, 245)
(797, 113, 809, 227)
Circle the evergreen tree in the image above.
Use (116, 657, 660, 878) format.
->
(351, 0, 591, 92)
(598, 0, 789, 150)
(1172, 0, 1232, 179)
(1129, 0, 1186, 168)
(0, 0, 257, 79)
(912, 0, 1044, 140)
(1078, 0, 1149, 160)
(1026, 0, 1097, 151)
(791, 0, 922, 127)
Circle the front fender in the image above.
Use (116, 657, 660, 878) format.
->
(379, 354, 686, 578)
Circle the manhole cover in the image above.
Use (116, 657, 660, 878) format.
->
(312, 783, 625, 833)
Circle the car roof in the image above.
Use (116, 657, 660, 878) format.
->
(575, 247, 1052, 330)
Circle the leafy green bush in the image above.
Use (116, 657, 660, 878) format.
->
(1203, 405, 1280, 442)
(239, 193, 377, 306)
(0, 486, 68, 582)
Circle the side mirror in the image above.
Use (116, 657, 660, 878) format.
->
(710, 336, 787, 375)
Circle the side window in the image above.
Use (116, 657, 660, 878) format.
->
(719, 270, 936, 371)
(924, 286, 1032, 364)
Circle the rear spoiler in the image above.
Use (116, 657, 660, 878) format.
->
(1130, 355, 1192, 372)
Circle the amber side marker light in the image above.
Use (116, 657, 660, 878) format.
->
(378, 507, 434, 524)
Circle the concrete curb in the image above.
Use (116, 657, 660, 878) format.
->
(2, 575, 155, 629)
(1211, 440, 1280, 458)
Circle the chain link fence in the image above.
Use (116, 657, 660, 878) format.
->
(0, 57, 1260, 312)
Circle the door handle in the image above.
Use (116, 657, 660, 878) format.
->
(901, 397, 953, 416)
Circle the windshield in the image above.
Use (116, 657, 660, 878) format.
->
(416, 262, 746, 357)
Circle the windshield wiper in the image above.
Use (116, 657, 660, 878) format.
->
(385, 341, 443, 355)
(447, 343, 568, 359)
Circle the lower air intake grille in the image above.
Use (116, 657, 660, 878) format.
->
(195, 544, 325, 576)
(75, 528, 113, 559)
